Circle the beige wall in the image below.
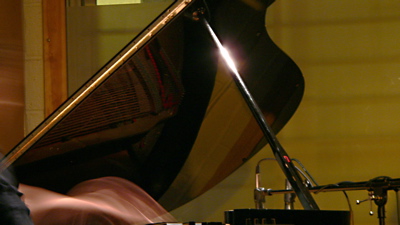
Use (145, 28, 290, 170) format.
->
(66, 1, 172, 94)
(23, 0, 45, 136)
(171, 1, 400, 225)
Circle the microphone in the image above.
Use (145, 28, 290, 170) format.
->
(254, 164, 265, 209)
(254, 158, 275, 209)
(284, 179, 296, 210)
(254, 158, 317, 210)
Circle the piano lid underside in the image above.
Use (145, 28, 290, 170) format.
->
(11, 0, 304, 211)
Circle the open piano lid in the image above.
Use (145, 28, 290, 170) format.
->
(2, 0, 304, 211)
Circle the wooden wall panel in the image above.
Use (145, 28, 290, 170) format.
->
(43, 0, 67, 116)
(0, 0, 24, 154)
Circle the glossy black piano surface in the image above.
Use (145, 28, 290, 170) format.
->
(225, 209, 351, 225)
(4, 0, 305, 212)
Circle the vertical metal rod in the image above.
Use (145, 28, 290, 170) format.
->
(378, 205, 385, 225)
(396, 189, 400, 225)
(200, 16, 319, 210)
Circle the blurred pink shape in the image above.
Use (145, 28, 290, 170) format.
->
(20, 176, 176, 225)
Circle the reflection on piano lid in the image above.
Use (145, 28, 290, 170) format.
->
(2, 0, 304, 211)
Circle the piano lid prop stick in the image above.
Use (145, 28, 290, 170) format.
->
(198, 14, 319, 210)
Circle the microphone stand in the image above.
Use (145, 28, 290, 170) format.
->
(196, 12, 319, 210)
(267, 176, 400, 225)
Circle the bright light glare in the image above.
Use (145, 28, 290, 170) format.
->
(220, 47, 239, 75)
(204, 20, 240, 76)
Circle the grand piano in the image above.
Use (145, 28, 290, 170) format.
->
(1, 0, 353, 224)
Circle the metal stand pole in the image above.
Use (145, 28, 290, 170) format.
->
(374, 188, 387, 225)
(396, 189, 400, 225)
(198, 14, 319, 210)
(377, 205, 385, 225)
